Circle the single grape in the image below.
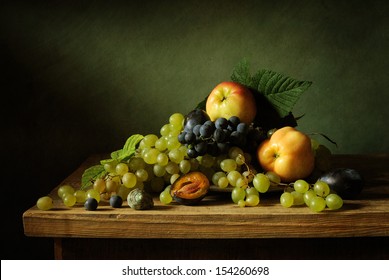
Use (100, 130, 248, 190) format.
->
(227, 170, 242, 187)
(143, 148, 160, 165)
(129, 157, 146, 171)
(325, 193, 343, 210)
(194, 142, 207, 156)
(228, 116, 240, 129)
(245, 194, 260, 207)
(291, 191, 305, 205)
(115, 163, 129, 176)
(220, 159, 237, 172)
(165, 162, 180, 175)
(169, 112, 184, 128)
(168, 148, 185, 164)
(215, 117, 228, 129)
(143, 134, 159, 147)
(74, 190, 86, 203)
(235, 154, 245, 165)
(246, 187, 259, 196)
(86, 189, 101, 202)
(109, 195, 123, 208)
(213, 128, 227, 143)
(155, 137, 168, 151)
(280, 192, 294, 208)
(159, 190, 173, 205)
(238, 199, 246, 208)
(93, 178, 106, 193)
(314, 181, 330, 197)
(309, 196, 326, 212)
(266, 171, 281, 186)
(253, 173, 270, 193)
(217, 177, 229, 188)
(105, 179, 118, 193)
(294, 179, 310, 194)
(179, 160, 191, 174)
(135, 169, 149, 182)
(236, 122, 249, 134)
(231, 187, 246, 203)
(303, 189, 316, 206)
(63, 194, 77, 207)
(103, 161, 117, 173)
(36, 196, 53, 211)
(84, 198, 98, 211)
(122, 172, 137, 188)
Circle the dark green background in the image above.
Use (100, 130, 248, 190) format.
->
(2, 0, 388, 259)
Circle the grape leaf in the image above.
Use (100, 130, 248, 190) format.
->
(253, 69, 312, 117)
(81, 164, 107, 190)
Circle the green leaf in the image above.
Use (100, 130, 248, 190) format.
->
(81, 164, 107, 190)
(253, 69, 312, 117)
(121, 134, 143, 159)
(231, 58, 254, 87)
(110, 149, 122, 159)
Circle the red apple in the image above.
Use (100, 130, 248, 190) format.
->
(205, 81, 257, 124)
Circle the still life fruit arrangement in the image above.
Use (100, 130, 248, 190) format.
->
(36, 59, 364, 213)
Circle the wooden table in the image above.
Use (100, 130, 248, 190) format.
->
(23, 154, 389, 259)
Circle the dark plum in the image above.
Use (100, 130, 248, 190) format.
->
(318, 168, 364, 199)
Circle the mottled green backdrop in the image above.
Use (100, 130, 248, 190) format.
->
(2, 0, 388, 259)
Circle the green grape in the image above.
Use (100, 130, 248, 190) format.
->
(117, 185, 131, 199)
(227, 170, 242, 187)
(309, 196, 326, 212)
(143, 148, 160, 165)
(169, 112, 184, 128)
(231, 187, 246, 204)
(159, 190, 173, 205)
(179, 160, 191, 174)
(253, 173, 270, 193)
(103, 161, 117, 173)
(63, 194, 77, 207)
(218, 177, 229, 188)
(166, 137, 181, 150)
(325, 193, 343, 210)
(168, 123, 181, 136)
(57, 185, 75, 199)
(105, 179, 118, 193)
(200, 154, 215, 168)
(129, 157, 146, 171)
(165, 162, 179, 175)
(220, 159, 237, 172)
(155, 137, 168, 152)
(74, 190, 86, 203)
(135, 169, 149, 182)
(153, 164, 166, 177)
(122, 172, 137, 188)
(313, 181, 330, 197)
(160, 124, 171, 136)
(236, 177, 248, 188)
(168, 148, 185, 164)
(238, 199, 246, 208)
(150, 177, 165, 193)
(36, 196, 53, 211)
(143, 134, 159, 147)
(245, 194, 260, 207)
(235, 154, 246, 165)
(115, 163, 129, 176)
(189, 158, 200, 171)
(265, 171, 281, 186)
(212, 171, 226, 185)
(303, 189, 316, 206)
(156, 153, 169, 166)
(170, 173, 180, 184)
(228, 146, 244, 160)
(86, 189, 101, 202)
(280, 192, 294, 208)
(93, 178, 106, 193)
(291, 191, 305, 205)
(246, 187, 259, 196)
(293, 179, 310, 194)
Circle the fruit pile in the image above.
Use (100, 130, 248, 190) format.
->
(35, 61, 364, 213)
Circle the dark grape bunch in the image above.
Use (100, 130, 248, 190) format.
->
(178, 109, 265, 158)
